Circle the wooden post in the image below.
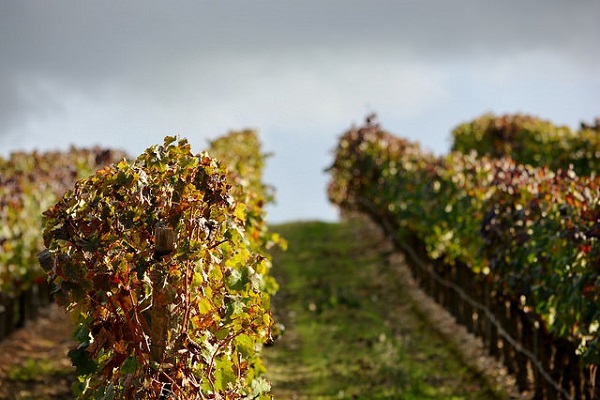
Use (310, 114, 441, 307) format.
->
(16, 288, 32, 328)
(515, 306, 530, 392)
(4, 296, 15, 337)
(482, 281, 492, 352)
(0, 296, 6, 341)
(567, 343, 582, 400)
(533, 323, 545, 399)
(500, 298, 517, 376)
(488, 299, 500, 360)
(154, 221, 175, 259)
(151, 221, 175, 363)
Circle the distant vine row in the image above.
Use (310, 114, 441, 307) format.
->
(328, 115, 600, 398)
(0, 148, 125, 340)
(452, 113, 600, 175)
(0, 147, 125, 296)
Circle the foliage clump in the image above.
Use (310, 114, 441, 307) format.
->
(41, 136, 276, 399)
(328, 116, 600, 365)
(0, 147, 125, 296)
(451, 113, 600, 176)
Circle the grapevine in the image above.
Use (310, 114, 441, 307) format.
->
(328, 116, 600, 365)
(41, 136, 275, 399)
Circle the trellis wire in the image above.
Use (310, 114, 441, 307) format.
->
(358, 197, 574, 400)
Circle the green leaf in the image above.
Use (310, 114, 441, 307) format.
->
(225, 267, 249, 291)
(250, 377, 272, 397)
(121, 356, 139, 375)
(214, 357, 236, 391)
(214, 327, 231, 341)
(100, 383, 115, 400)
(163, 136, 177, 147)
(198, 296, 214, 314)
(68, 346, 97, 375)
(235, 334, 255, 358)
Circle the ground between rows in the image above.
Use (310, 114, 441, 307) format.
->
(0, 219, 527, 399)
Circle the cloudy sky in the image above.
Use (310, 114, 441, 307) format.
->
(1, 1, 599, 222)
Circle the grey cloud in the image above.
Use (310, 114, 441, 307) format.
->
(3, 1, 599, 76)
(1, 0, 598, 140)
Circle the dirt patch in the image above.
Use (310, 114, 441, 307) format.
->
(0, 304, 76, 400)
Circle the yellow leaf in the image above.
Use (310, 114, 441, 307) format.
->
(234, 203, 246, 223)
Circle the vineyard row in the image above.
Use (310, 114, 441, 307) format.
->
(2, 131, 280, 399)
(1, 147, 126, 340)
(328, 115, 600, 399)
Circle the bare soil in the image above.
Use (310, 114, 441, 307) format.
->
(0, 304, 76, 400)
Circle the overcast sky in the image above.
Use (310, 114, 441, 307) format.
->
(1, 1, 599, 222)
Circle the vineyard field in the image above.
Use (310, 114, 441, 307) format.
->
(2, 112, 599, 399)
(0, 220, 515, 399)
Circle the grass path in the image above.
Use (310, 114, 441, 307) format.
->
(263, 220, 506, 399)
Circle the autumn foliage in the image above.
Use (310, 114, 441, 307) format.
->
(41, 135, 278, 399)
(0, 147, 125, 296)
(328, 117, 600, 366)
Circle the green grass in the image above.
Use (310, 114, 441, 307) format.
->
(263, 220, 502, 400)
(6, 358, 59, 382)
(2, 355, 76, 400)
